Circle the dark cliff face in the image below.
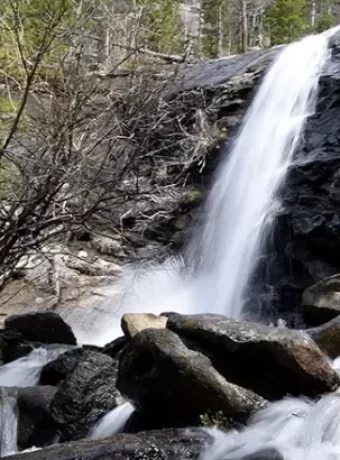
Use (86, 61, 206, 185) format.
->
(246, 36, 340, 325)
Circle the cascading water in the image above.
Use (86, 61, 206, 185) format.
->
(0, 388, 18, 456)
(89, 402, 135, 440)
(0, 346, 69, 387)
(190, 28, 338, 318)
(78, 27, 340, 345)
(200, 393, 340, 460)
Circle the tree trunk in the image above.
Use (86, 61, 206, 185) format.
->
(240, 0, 248, 53)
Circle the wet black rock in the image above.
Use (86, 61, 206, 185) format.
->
(40, 348, 88, 386)
(166, 313, 339, 399)
(50, 350, 124, 441)
(17, 386, 58, 449)
(2, 428, 211, 460)
(0, 330, 39, 364)
(5, 312, 76, 345)
(117, 328, 266, 426)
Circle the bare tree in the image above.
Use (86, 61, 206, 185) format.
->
(0, 0, 220, 295)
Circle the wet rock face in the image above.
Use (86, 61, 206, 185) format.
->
(166, 314, 339, 399)
(5, 312, 76, 346)
(50, 350, 124, 441)
(117, 328, 266, 426)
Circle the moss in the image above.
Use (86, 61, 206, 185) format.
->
(183, 190, 202, 205)
(200, 410, 229, 428)
(219, 126, 228, 139)
(0, 159, 20, 198)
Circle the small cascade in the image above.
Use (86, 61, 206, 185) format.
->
(200, 394, 340, 460)
(0, 346, 69, 387)
(0, 388, 18, 457)
(89, 402, 135, 440)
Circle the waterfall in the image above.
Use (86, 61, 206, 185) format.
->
(190, 28, 338, 318)
(76, 28, 340, 347)
(0, 388, 18, 456)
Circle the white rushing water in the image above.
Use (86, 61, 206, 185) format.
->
(0, 347, 68, 387)
(0, 388, 18, 457)
(200, 394, 340, 460)
(190, 28, 339, 318)
(89, 402, 135, 440)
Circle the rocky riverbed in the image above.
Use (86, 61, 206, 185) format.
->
(0, 309, 340, 459)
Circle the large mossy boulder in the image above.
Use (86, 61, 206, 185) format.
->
(117, 328, 266, 426)
(166, 313, 339, 399)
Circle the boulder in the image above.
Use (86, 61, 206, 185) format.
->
(17, 386, 58, 449)
(307, 315, 340, 359)
(5, 312, 76, 345)
(166, 314, 339, 399)
(117, 328, 266, 426)
(50, 350, 124, 441)
(2, 428, 211, 460)
(121, 313, 167, 338)
(40, 348, 88, 386)
(301, 275, 340, 326)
